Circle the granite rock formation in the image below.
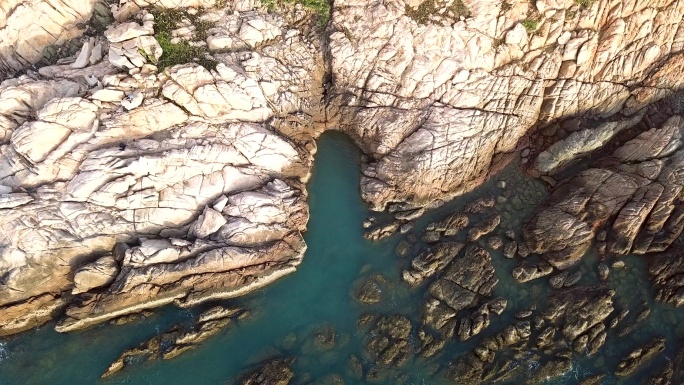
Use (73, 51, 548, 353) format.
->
(524, 115, 684, 271)
(3, 0, 684, 342)
(329, 0, 684, 210)
(0, 0, 324, 335)
(102, 305, 248, 378)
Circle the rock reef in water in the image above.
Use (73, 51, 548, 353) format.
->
(239, 358, 295, 385)
(2, 0, 684, 339)
(102, 305, 248, 378)
(447, 285, 615, 384)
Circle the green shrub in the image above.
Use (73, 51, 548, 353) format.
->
(262, 0, 330, 25)
(155, 31, 217, 71)
(521, 18, 538, 31)
(405, 0, 471, 24)
(151, 9, 217, 71)
(574, 0, 595, 7)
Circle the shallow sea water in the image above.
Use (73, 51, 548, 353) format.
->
(1, 132, 684, 384)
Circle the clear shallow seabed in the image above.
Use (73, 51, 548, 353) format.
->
(1, 132, 684, 384)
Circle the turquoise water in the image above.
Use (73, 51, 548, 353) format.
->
(1, 132, 684, 384)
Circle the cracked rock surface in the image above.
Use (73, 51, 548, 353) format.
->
(0, 0, 324, 336)
(524, 114, 684, 271)
(329, 0, 684, 210)
(4, 0, 684, 343)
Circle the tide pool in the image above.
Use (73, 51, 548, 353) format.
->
(1, 132, 684, 385)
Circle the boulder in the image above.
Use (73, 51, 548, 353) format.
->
(72, 256, 120, 294)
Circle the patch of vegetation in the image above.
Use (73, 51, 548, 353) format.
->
(262, 0, 331, 26)
(405, 0, 471, 24)
(151, 8, 217, 71)
(155, 32, 217, 71)
(574, 0, 596, 7)
(521, 18, 538, 31)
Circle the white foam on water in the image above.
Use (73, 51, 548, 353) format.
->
(0, 342, 8, 362)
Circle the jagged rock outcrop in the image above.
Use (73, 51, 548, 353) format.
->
(329, 0, 684, 210)
(402, 242, 463, 286)
(240, 357, 295, 385)
(615, 337, 666, 377)
(102, 305, 248, 378)
(447, 285, 614, 384)
(645, 347, 684, 385)
(0, 0, 100, 80)
(649, 247, 684, 306)
(524, 116, 684, 271)
(409, 240, 503, 357)
(0, 0, 325, 336)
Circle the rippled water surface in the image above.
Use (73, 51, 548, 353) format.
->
(1, 132, 684, 384)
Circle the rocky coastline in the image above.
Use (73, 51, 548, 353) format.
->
(3, 0, 684, 383)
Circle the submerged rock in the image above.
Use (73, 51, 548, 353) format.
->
(365, 315, 412, 367)
(598, 263, 609, 281)
(240, 358, 294, 385)
(110, 310, 153, 326)
(524, 359, 572, 385)
(395, 239, 413, 258)
(645, 347, 684, 384)
(464, 198, 496, 214)
(615, 337, 666, 377)
(353, 276, 384, 305)
(649, 248, 684, 306)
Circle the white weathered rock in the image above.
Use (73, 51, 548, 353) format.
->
(91, 88, 125, 102)
(2, 0, 684, 341)
(72, 40, 95, 69)
(73, 256, 120, 294)
(0, 3, 325, 336)
(0, 0, 97, 79)
(105, 21, 153, 43)
(191, 207, 228, 238)
(121, 90, 145, 110)
(505, 24, 528, 45)
(330, 0, 684, 210)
